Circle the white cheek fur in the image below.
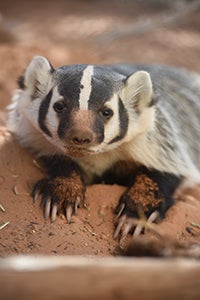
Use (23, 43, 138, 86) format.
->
(45, 88, 61, 137)
(103, 94, 121, 144)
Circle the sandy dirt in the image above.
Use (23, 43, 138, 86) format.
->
(0, 0, 200, 257)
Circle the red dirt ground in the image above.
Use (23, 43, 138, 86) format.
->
(0, 0, 200, 257)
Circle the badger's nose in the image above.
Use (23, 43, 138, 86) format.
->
(68, 129, 94, 146)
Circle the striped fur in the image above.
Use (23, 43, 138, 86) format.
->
(7, 56, 200, 189)
(79, 65, 94, 110)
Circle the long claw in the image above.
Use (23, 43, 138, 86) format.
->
(133, 211, 159, 237)
(33, 189, 40, 203)
(66, 205, 73, 224)
(74, 197, 80, 215)
(114, 215, 126, 240)
(116, 203, 125, 220)
(147, 210, 159, 224)
(44, 198, 51, 220)
(120, 222, 133, 243)
(51, 204, 58, 222)
(133, 224, 143, 238)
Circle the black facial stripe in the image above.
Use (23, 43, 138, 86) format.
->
(88, 79, 113, 108)
(109, 97, 128, 144)
(88, 66, 116, 110)
(57, 65, 86, 109)
(57, 110, 71, 139)
(38, 90, 53, 137)
(94, 116, 105, 144)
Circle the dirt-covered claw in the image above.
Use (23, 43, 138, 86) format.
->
(51, 204, 58, 222)
(114, 215, 127, 240)
(115, 203, 125, 220)
(66, 205, 73, 223)
(32, 175, 85, 222)
(44, 198, 51, 220)
(120, 221, 133, 243)
(147, 210, 159, 224)
(114, 209, 160, 242)
(113, 170, 175, 241)
(33, 189, 40, 203)
(132, 223, 143, 238)
(32, 178, 49, 203)
(74, 197, 80, 215)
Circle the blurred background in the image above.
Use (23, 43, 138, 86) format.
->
(0, 0, 200, 109)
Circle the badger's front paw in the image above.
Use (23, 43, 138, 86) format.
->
(32, 173, 85, 223)
(114, 174, 167, 242)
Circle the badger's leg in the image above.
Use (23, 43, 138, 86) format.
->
(32, 156, 85, 223)
(114, 168, 180, 241)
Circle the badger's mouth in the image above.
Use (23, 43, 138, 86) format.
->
(64, 146, 95, 158)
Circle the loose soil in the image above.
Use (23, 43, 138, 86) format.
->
(0, 0, 200, 257)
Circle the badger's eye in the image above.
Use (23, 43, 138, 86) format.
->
(53, 100, 66, 113)
(101, 108, 113, 119)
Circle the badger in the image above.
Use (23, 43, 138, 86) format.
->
(7, 56, 200, 240)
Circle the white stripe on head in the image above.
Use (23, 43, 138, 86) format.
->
(79, 65, 94, 110)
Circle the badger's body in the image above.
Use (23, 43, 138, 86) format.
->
(7, 56, 200, 238)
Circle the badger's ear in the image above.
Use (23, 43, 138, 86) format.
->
(24, 56, 54, 98)
(123, 71, 153, 112)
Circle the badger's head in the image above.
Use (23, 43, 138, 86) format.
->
(17, 56, 154, 158)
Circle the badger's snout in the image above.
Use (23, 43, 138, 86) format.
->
(61, 110, 104, 156)
(66, 127, 94, 147)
